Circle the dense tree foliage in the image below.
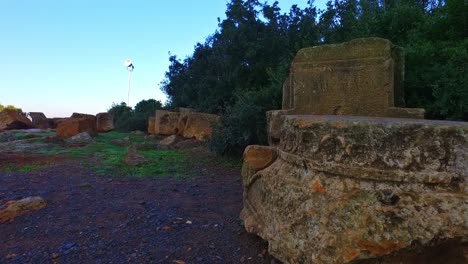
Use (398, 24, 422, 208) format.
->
(161, 0, 467, 154)
(108, 99, 163, 132)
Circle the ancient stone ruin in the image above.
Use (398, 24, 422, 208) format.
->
(148, 108, 219, 141)
(56, 112, 113, 138)
(96, 112, 114, 133)
(28, 112, 50, 129)
(0, 110, 33, 131)
(241, 38, 468, 263)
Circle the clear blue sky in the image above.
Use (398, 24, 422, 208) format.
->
(0, 0, 326, 117)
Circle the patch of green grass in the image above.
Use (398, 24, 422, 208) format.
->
(64, 132, 189, 178)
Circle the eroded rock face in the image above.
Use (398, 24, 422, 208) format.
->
(0, 111, 33, 131)
(29, 112, 49, 129)
(56, 117, 97, 138)
(241, 115, 468, 263)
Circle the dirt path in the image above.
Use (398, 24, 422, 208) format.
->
(0, 150, 272, 264)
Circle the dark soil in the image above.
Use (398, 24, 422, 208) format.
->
(0, 149, 273, 264)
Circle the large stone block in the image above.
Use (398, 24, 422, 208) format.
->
(147, 116, 156, 134)
(0, 111, 33, 131)
(154, 110, 180, 135)
(241, 115, 468, 263)
(181, 112, 219, 141)
(29, 112, 49, 129)
(96, 113, 114, 133)
(56, 117, 97, 138)
(287, 38, 423, 118)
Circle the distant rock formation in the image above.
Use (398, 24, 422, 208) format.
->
(241, 38, 468, 263)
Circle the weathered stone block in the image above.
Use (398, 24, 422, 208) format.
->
(267, 110, 289, 146)
(96, 112, 114, 133)
(147, 116, 156, 134)
(241, 115, 468, 263)
(154, 110, 180, 135)
(29, 112, 49, 129)
(287, 38, 423, 118)
(181, 112, 219, 141)
(56, 117, 97, 138)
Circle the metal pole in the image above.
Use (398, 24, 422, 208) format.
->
(127, 70, 132, 107)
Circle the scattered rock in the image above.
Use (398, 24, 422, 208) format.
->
(0, 110, 33, 131)
(0, 197, 47, 223)
(131, 130, 145, 135)
(96, 113, 114, 133)
(159, 135, 180, 147)
(123, 145, 147, 166)
(65, 132, 93, 145)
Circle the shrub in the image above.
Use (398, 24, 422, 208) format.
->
(108, 99, 163, 132)
(210, 84, 281, 155)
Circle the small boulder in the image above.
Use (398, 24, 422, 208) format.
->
(159, 135, 180, 147)
(0, 197, 47, 223)
(123, 145, 147, 166)
(0, 110, 33, 131)
(65, 132, 93, 145)
(96, 113, 114, 133)
(56, 117, 97, 138)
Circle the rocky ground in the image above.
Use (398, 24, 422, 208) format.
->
(0, 131, 274, 264)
